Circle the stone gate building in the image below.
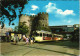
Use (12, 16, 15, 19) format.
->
(19, 12, 49, 36)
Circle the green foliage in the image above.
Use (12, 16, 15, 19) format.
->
(14, 26, 18, 32)
(14, 22, 29, 34)
(1, 0, 28, 26)
(12, 23, 15, 25)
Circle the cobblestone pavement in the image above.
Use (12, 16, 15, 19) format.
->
(0, 41, 79, 56)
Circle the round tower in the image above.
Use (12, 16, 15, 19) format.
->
(32, 12, 49, 31)
(19, 14, 31, 35)
(38, 12, 48, 27)
(19, 15, 31, 27)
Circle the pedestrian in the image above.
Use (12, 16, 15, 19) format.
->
(14, 35, 18, 45)
(28, 36, 31, 44)
(11, 35, 14, 42)
(23, 35, 26, 41)
(26, 36, 29, 45)
(14, 35, 16, 44)
(32, 35, 35, 44)
(6, 31, 9, 42)
(30, 36, 34, 45)
(19, 34, 22, 42)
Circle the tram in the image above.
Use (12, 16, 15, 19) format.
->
(33, 30, 54, 42)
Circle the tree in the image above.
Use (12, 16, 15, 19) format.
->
(14, 22, 29, 34)
(0, 0, 28, 27)
(14, 26, 18, 32)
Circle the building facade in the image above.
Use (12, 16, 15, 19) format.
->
(49, 24, 79, 33)
(49, 24, 79, 38)
(0, 24, 12, 36)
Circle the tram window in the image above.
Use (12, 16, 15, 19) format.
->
(43, 33, 47, 37)
(46, 34, 48, 37)
(47, 34, 49, 37)
(48, 34, 52, 37)
(54, 35, 58, 37)
(54, 35, 61, 38)
(50, 35, 51, 37)
(43, 33, 45, 37)
(36, 33, 39, 36)
(40, 33, 42, 37)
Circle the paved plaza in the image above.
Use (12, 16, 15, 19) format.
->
(0, 41, 79, 56)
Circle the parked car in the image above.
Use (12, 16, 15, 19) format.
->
(53, 34, 63, 41)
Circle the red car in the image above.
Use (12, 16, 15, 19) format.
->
(54, 37, 63, 41)
(53, 35, 63, 41)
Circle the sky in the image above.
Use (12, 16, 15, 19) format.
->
(3, 0, 79, 29)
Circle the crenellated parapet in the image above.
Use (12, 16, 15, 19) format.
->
(38, 12, 48, 15)
(37, 12, 48, 20)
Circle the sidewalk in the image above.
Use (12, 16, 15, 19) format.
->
(0, 42, 79, 56)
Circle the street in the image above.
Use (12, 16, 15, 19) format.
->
(0, 41, 79, 56)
